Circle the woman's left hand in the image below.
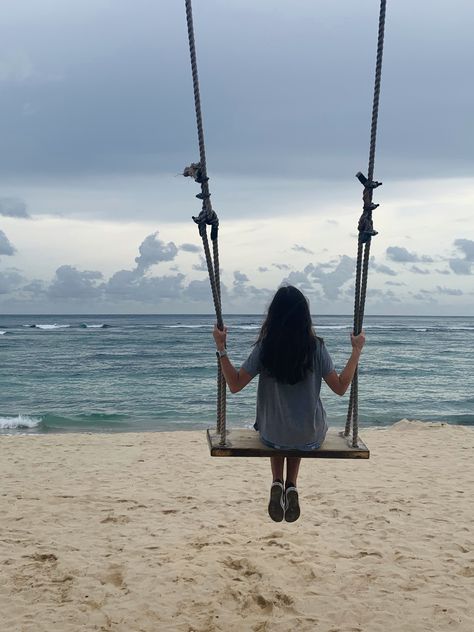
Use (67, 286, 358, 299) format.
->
(213, 324, 227, 350)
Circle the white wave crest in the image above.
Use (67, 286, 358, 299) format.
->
(35, 324, 70, 330)
(0, 330, 6, 335)
(0, 415, 41, 429)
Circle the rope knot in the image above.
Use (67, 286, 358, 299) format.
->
(192, 208, 219, 240)
(183, 162, 208, 184)
(356, 172, 382, 189)
(358, 210, 378, 243)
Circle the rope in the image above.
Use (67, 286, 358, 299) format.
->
(345, 0, 387, 448)
(184, 0, 226, 446)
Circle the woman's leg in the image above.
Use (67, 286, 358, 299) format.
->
(284, 457, 301, 522)
(270, 456, 285, 482)
(286, 457, 301, 487)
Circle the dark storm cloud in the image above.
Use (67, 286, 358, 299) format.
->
(0, 0, 472, 183)
(0, 230, 16, 255)
(0, 197, 30, 218)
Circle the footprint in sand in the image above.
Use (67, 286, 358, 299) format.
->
(100, 514, 130, 524)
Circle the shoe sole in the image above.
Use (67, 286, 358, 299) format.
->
(268, 485, 285, 522)
(285, 488, 300, 522)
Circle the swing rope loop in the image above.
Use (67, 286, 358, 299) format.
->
(184, 0, 226, 445)
(346, 0, 387, 448)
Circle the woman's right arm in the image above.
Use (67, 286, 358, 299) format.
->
(323, 331, 366, 396)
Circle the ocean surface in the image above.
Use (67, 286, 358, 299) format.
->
(0, 314, 473, 434)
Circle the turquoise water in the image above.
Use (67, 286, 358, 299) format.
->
(0, 314, 473, 433)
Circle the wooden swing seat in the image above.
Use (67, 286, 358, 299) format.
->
(207, 428, 369, 459)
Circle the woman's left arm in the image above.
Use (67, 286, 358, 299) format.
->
(213, 325, 253, 394)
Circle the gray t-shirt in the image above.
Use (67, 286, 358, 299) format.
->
(242, 340, 335, 449)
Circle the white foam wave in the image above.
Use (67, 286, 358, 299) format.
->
(0, 330, 6, 335)
(0, 414, 41, 429)
(35, 324, 70, 330)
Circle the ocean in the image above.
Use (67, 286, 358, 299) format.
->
(0, 314, 473, 434)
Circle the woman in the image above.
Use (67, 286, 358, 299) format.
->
(213, 285, 365, 523)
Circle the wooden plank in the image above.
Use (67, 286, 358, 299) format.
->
(207, 428, 369, 459)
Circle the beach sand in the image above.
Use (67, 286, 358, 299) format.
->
(1, 420, 473, 632)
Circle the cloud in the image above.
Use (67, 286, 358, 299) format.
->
(385, 280, 405, 286)
(370, 259, 397, 276)
(282, 270, 313, 292)
(449, 258, 472, 275)
(192, 256, 208, 272)
(105, 269, 185, 302)
(234, 271, 249, 285)
(454, 238, 474, 261)
(0, 197, 30, 218)
(449, 238, 474, 275)
(258, 266, 269, 273)
(0, 230, 16, 256)
(386, 246, 434, 264)
(134, 232, 178, 272)
(179, 243, 200, 253)
(272, 263, 290, 270)
(305, 255, 355, 299)
(292, 244, 314, 255)
(410, 265, 430, 275)
(435, 268, 451, 275)
(0, 268, 24, 294)
(48, 265, 103, 299)
(437, 286, 463, 296)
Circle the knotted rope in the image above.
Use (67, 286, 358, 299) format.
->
(183, 0, 226, 446)
(345, 0, 387, 447)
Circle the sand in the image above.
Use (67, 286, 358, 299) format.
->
(1, 420, 473, 632)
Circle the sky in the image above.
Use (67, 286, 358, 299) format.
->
(0, 0, 473, 315)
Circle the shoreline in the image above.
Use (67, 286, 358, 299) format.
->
(2, 420, 474, 631)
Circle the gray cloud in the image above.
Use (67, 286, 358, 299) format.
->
(283, 270, 313, 292)
(192, 256, 208, 272)
(454, 238, 474, 261)
(258, 266, 269, 273)
(0, 230, 16, 255)
(179, 243, 200, 253)
(105, 269, 185, 302)
(437, 286, 463, 296)
(305, 255, 355, 299)
(0, 1, 471, 183)
(272, 263, 290, 271)
(292, 244, 314, 255)
(386, 246, 433, 264)
(0, 268, 24, 294)
(449, 258, 472, 275)
(48, 265, 103, 299)
(134, 232, 178, 272)
(410, 265, 430, 275)
(0, 197, 30, 218)
(370, 259, 397, 276)
(449, 238, 474, 275)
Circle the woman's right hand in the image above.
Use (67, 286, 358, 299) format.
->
(350, 331, 366, 353)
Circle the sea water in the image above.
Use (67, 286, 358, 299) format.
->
(0, 314, 472, 433)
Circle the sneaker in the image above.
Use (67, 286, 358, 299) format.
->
(284, 486, 300, 522)
(268, 481, 285, 522)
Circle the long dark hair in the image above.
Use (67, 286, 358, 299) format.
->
(257, 285, 319, 385)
